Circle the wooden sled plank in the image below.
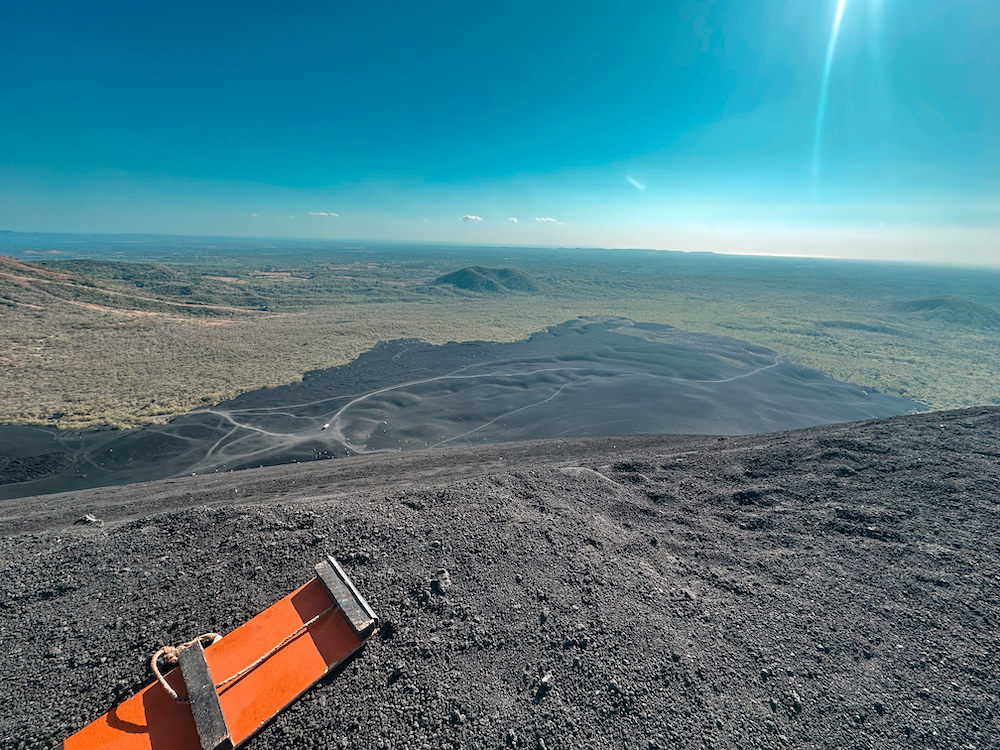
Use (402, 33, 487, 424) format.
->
(177, 640, 233, 750)
(60, 558, 378, 750)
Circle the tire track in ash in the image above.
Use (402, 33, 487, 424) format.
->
(326, 366, 595, 453)
(203, 349, 781, 456)
(431, 377, 587, 448)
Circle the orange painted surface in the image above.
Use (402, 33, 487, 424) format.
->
(63, 577, 369, 750)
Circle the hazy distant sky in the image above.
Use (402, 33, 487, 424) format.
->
(2, 0, 997, 263)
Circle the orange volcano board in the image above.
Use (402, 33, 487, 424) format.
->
(58, 556, 378, 750)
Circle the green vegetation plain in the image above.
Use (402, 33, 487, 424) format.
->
(1, 232, 998, 429)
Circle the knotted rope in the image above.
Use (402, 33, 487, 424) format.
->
(151, 605, 337, 702)
(150, 633, 223, 703)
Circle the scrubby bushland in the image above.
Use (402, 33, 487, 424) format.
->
(2, 246, 1000, 427)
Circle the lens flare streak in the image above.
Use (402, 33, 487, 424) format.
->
(812, 0, 850, 196)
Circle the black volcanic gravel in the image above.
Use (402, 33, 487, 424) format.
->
(2, 407, 999, 749)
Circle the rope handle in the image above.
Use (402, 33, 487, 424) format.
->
(151, 605, 337, 702)
(150, 633, 223, 703)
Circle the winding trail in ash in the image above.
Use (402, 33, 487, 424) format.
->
(200, 342, 784, 456)
(324, 365, 598, 453)
(0, 320, 922, 500)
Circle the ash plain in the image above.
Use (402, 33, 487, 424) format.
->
(0, 319, 919, 499)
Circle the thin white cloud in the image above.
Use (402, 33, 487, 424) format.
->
(508, 217, 518, 223)
(250, 213, 259, 217)
(626, 175, 646, 191)
(534, 217, 566, 225)
(309, 211, 339, 217)
(462, 215, 483, 222)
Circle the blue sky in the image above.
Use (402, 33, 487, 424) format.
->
(2, 0, 997, 263)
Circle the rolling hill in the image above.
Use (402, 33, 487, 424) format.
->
(433, 266, 540, 293)
(892, 296, 1000, 329)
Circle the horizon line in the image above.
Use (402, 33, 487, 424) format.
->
(2, 227, 999, 271)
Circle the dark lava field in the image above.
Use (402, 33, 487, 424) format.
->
(0, 319, 919, 499)
(3, 406, 998, 750)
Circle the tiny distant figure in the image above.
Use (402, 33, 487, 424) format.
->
(322, 423, 330, 430)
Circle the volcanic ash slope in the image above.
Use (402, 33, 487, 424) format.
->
(2, 407, 999, 749)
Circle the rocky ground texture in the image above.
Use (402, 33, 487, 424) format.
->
(2, 407, 998, 749)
